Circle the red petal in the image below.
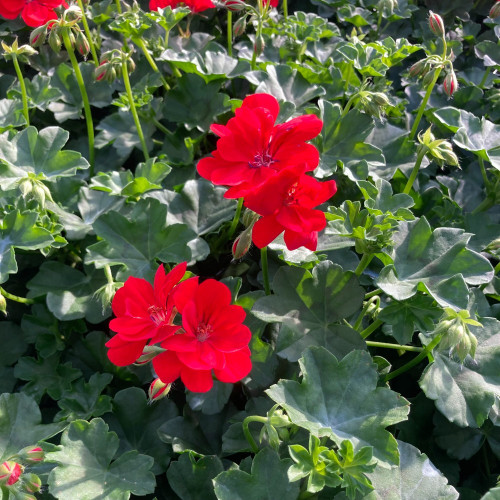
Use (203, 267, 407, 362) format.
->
(106, 336, 146, 366)
(194, 279, 232, 321)
(109, 317, 153, 338)
(214, 349, 252, 383)
(0, 0, 24, 18)
(241, 93, 280, 122)
(162, 332, 198, 352)
(154, 261, 187, 307)
(251, 215, 284, 248)
(152, 350, 182, 383)
(173, 277, 199, 313)
(111, 277, 154, 317)
(210, 324, 252, 352)
(284, 228, 318, 251)
(22, 2, 56, 27)
(180, 367, 213, 392)
(276, 205, 326, 234)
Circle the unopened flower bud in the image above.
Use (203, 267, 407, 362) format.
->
(429, 11, 445, 37)
(490, 1, 500, 18)
(75, 30, 90, 57)
(233, 15, 247, 36)
(127, 57, 136, 74)
(0, 461, 22, 486)
(18, 446, 44, 464)
(135, 345, 165, 364)
(254, 34, 265, 56)
(226, 0, 247, 11)
(148, 378, 171, 402)
(30, 26, 47, 47)
(48, 28, 62, 53)
(232, 228, 252, 259)
(63, 5, 83, 22)
(0, 294, 6, 316)
(23, 473, 42, 494)
(422, 68, 437, 87)
(95, 61, 109, 81)
(242, 208, 259, 228)
(443, 71, 458, 97)
(409, 59, 428, 78)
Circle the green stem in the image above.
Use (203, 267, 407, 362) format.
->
(152, 118, 172, 136)
(365, 288, 382, 299)
(227, 197, 243, 240)
(409, 67, 442, 141)
(0, 286, 34, 305)
(366, 341, 423, 352)
(353, 296, 380, 331)
(283, 0, 288, 20)
(242, 416, 267, 453)
(341, 93, 357, 117)
(471, 196, 494, 215)
(479, 67, 491, 90)
(383, 334, 443, 382)
(478, 157, 490, 190)
(77, 0, 99, 66)
(12, 55, 29, 127)
(344, 64, 352, 93)
(134, 37, 170, 91)
(360, 319, 382, 339)
(114, 0, 122, 13)
(62, 29, 95, 176)
(402, 146, 426, 195)
(495, 261, 500, 275)
(261, 247, 271, 295)
(104, 265, 114, 284)
(354, 253, 374, 277)
(227, 10, 233, 57)
(121, 60, 149, 161)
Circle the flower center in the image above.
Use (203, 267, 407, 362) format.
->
(148, 305, 168, 326)
(284, 182, 300, 205)
(248, 151, 278, 169)
(195, 322, 213, 342)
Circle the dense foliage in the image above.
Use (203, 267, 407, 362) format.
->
(0, 0, 499, 498)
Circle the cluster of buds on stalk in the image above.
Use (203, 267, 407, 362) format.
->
(95, 49, 136, 83)
(1, 38, 37, 62)
(0, 445, 45, 498)
(377, 0, 398, 17)
(408, 11, 459, 97)
(354, 82, 392, 121)
(30, 5, 91, 58)
(417, 127, 459, 167)
(489, 0, 500, 18)
(17, 173, 54, 209)
(232, 209, 260, 259)
(434, 308, 482, 362)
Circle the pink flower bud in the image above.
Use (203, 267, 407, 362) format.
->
(30, 25, 47, 48)
(23, 473, 42, 494)
(75, 30, 90, 57)
(0, 461, 22, 486)
(18, 446, 44, 463)
(408, 59, 428, 78)
(232, 229, 252, 259)
(429, 11, 445, 37)
(148, 378, 171, 402)
(443, 71, 458, 97)
(490, 1, 500, 18)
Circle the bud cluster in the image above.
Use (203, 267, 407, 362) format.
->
(18, 175, 53, 209)
(0, 445, 45, 498)
(356, 88, 391, 121)
(95, 50, 136, 83)
(1, 39, 37, 62)
(417, 127, 459, 167)
(434, 308, 482, 362)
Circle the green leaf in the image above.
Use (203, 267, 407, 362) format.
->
(252, 261, 366, 361)
(377, 217, 494, 310)
(14, 354, 82, 403)
(475, 41, 500, 67)
(167, 452, 223, 500)
(0, 126, 89, 190)
(213, 448, 300, 500)
(0, 393, 64, 462)
(186, 381, 233, 415)
(47, 418, 156, 499)
(246, 65, 325, 108)
(316, 100, 384, 179)
(0, 210, 54, 284)
(86, 198, 195, 280)
(0, 98, 26, 130)
(419, 317, 500, 428)
(378, 294, 442, 345)
(147, 179, 236, 236)
(105, 388, 178, 474)
(8, 74, 62, 112)
(266, 347, 410, 465)
(163, 74, 230, 131)
(363, 441, 459, 499)
(56, 373, 113, 422)
(357, 179, 414, 215)
(26, 261, 110, 323)
(481, 487, 500, 499)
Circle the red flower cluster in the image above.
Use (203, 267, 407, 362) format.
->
(0, 0, 63, 27)
(106, 263, 252, 393)
(197, 93, 336, 251)
(150, 0, 214, 13)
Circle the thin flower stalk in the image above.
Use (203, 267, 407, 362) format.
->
(11, 54, 30, 126)
(133, 37, 170, 91)
(76, 0, 98, 66)
(365, 341, 424, 352)
(402, 144, 427, 194)
(0, 286, 35, 305)
(227, 197, 244, 240)
(227, 10, 233, 56)
(354, 253, 374, 277)
(121, 59, 150, 161)
(61, 28, 95, 175)
(261, 247, 271, 295)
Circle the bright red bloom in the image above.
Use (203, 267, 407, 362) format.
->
(0, 0, 63, 27)
(244, 164, 337, 251)
(150, 0, 214, 13)
(106, 263, 187, 366)
(197, 93, 323, 198)
(152, 278, 252, 392)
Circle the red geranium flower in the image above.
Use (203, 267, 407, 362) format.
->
(152, 278, 252, 392)
(244, 164, 337, 251)
(197, 93, 323, 198)
(0, 0, 63, 27)
(106, 263, 187, 366)
(150, 0, 214, 13)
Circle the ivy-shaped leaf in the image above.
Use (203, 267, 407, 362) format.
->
(377, 217, 494, 310)
(47, 418, 156, 499)
(266, 347, 410, 465)
(252, 261, 365, 361)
